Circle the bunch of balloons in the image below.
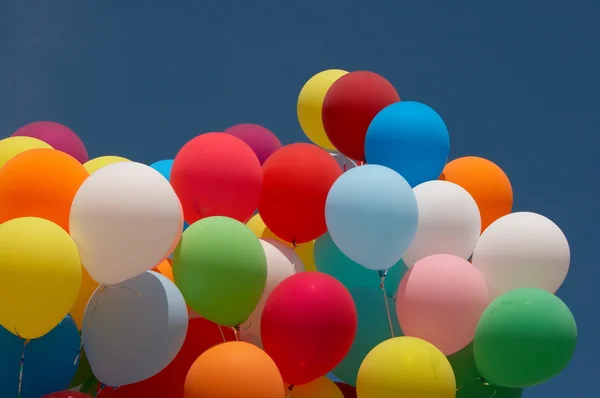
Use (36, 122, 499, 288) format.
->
(0, 67, 577, 398)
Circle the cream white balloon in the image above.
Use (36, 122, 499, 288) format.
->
(403, 180, 481, 267)
(243, 239, 302, 347)
(472, 212, 570, 299)
(70, 162, 183, 285)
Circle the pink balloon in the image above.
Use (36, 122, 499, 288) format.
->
(396, 254, 489, 355)
(12, 121, 88, 163)
(43, 392, 93, 398)
(224, 123, 282, 165)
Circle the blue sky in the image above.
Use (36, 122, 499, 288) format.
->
(1, 1, 597, 396)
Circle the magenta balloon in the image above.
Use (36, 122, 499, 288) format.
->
(224, 123, 282, 165)
(12, 121, 88, 163)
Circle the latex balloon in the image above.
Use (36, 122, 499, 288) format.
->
(365, 101, 450, 187)
(44, 392, 93, 398)
(0, 136, 52, 168)
(0, 148, 89, 231)
(224, 123, 282, 165)
(322, 71, 400, 161)
(69, 269, 100, 330)
(334, 383, 357, 398)
(0, 316, 80, 398)
(261, 272, 357, 385)
(258, 143, 342, 243)
(474, 288, 577, 388)
(170, 132, 262, 223)
(472, 212, 570, 299)
(68, 349, 93, 388)
(83, 156, 130, 174)
(244, 239, 298, 347)
(96, 318, 236, 398)
(357, 337, 456, 398)
(448, 343, 523, 398)
(325, 165, 418, 270)
(83, 272, 188, 387)
(172, 216, 267, 326)
(246, 213, 317, 271)
(297, 69, 348, 150)
(314, 232, 405, 290)
(440, 157, 512, 231)
(0, 217, 82, 339)
(150, 159, 174, 181)
(403, 181, 480, 267)
(153, 258, 175, 283)
(184, 342, 284, 398)
(396, 254, 489, 355)
(333, 287, 402, 386)
(330, 152, 357, 172)
(70, 161, 183, 285)
(290, 377, 344, 398)
(12, 121, 88, 163)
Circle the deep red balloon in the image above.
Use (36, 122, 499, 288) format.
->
(322, 71, 400, 161)
(96, 318, 236, 398)
(258, 143, 342, 243)
(43, 393, 93, 398)
(261, 272, 357, 385)
(335, 382, 357, 398)
(170, 133, 262, 223)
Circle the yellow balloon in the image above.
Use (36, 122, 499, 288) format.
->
(0, 217, 82, 339)
(69, 267, 99, 329)
(357, 337, 456, 398)
(290, 377, 344, 398)
(246, 213, 317, 271)
(0, 136, 52, 168)
(84, 155, 130, 174)
(297, 69, 348, 150)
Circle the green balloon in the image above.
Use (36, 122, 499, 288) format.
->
(68, 347, 93, 388)
(448, 343, 523, 398)
(172, 216, 267, 326)
(474, 288, 577, 388)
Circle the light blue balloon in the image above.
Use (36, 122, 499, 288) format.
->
(325, 164, 419, 271)
(334, 287, 403, 386)
(150, 159, 174, 181)
(0, 316, 80, 398)
(314, 232, 406, 291)
(326, 372, 341, 382)
(82, 271, 188, 387)
(365, 101, 450, 187)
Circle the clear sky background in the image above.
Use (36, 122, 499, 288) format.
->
(1, 1, 597, 396)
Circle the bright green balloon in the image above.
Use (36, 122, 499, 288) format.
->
(448, 343, 523, 398)
(172, 216, 267, 326)
(474, 288, 577, 388)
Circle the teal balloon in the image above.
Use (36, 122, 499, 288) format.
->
(315, 233, 406, 386)
(314, 232, 405, 291)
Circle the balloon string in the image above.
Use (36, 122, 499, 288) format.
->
(232, 325, 240, 341)
(92, 285, 140, 317)
(378, 270, 395, 338)
(16, 333, 29, 398)
(74, 340, 84, 366)
(217, 325, 226, 342)
(286, 384, 294, 398)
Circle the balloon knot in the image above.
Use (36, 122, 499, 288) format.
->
(288, 384, 294, 391)
(292, 240, 297, 249)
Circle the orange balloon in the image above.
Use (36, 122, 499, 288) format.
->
(184, 341, 285, 398)
(440, 156, 513, 232)
(70, 267, 100, 329)
(153, 258, 175, 283)
(0, 148, 89, 231)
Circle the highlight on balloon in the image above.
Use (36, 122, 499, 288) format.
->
(0, 68, 575, 398)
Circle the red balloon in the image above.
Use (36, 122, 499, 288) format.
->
(97, 318, 236, 398)
(43, 393, 93, 398)
(322, 71, 400, 161)
(261, 272, 357, 385)
(258, 143, 342, 243)
(335, 382, 357, 398)
(171, 133, 262, 223)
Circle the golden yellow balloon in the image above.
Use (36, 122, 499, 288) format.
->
(357, 337, 456, 398)
(290, 377, 344, 398)
(69, 267, 99, 329)
(0, 136, 52, 168)
(84, 155, 130, 174)
(246, 213, 317, 271)
(0, 217, 82, 339)
(297, 69, 348, 150)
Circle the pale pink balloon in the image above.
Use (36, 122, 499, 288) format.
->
(396, 254, 489, 355)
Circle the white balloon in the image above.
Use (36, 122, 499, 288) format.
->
(243, 239, 300, 347)
(472, 212, 570, 299)
(330, 152, 357, 172)
(70, 162, 183, 285)
(403, 181, 481, 267)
